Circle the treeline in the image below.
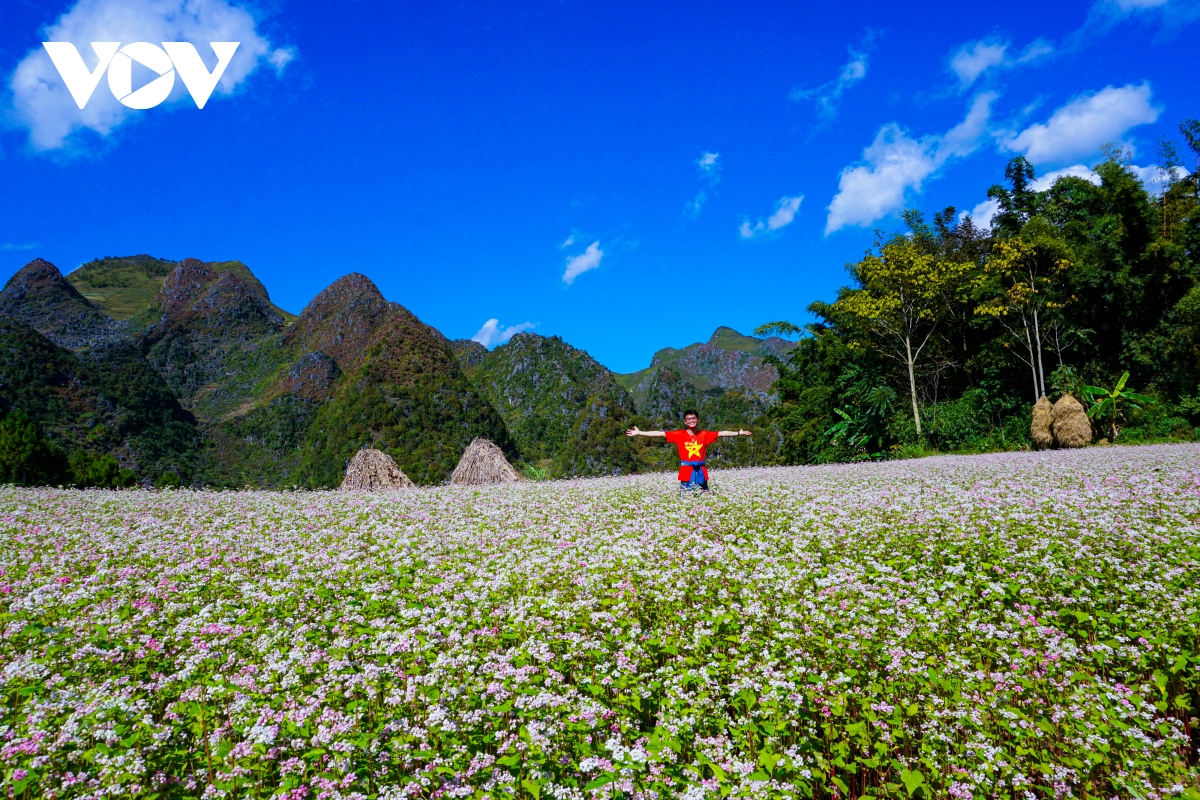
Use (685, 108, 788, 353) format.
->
(762, 122, 1200, 463)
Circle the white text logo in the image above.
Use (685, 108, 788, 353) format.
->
(43, 41, 240, 110)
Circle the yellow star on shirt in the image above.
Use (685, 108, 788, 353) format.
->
(684, 440, 704, 458)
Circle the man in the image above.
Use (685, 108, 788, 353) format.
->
(626, 410, 751, 491)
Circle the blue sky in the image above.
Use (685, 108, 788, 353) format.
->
(1, 0, 1197, 372)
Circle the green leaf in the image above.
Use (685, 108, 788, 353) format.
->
(900, 769, 925, 797)
(758, 751, 783, 774)
(584, 774, 616, 790)
(521, 779, 541, 799)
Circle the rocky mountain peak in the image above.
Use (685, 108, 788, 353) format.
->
(285, 273, 393, 372)
(150, 258, 284, 336)
(0, 258, 119, 350)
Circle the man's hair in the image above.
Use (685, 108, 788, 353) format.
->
(683, 409, 699, 419)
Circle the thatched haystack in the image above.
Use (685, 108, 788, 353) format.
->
(449, 437, 524, 486)
(1030, 396, 1054, 449)
(1052, 394, 1092, 448)
(340, 448, 414, 490)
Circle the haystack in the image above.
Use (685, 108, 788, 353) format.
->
(1051, 394, 1092, 448)
(1030, 395, 1054, 449)
(449, 437, 524, 485)
(340, 448, 414, 490)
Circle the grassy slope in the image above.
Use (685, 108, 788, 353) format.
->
(67, 256, 297, 323)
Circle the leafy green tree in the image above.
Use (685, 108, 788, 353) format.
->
(831, 236, 972, 435)
(69, 450, 137, 489)
(974, 233, 1071, 402)
(0, 409, 67, 485)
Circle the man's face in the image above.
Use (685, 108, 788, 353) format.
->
(684, 414, 699, 430)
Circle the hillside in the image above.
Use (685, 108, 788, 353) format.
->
(615, 325, 795, 408)
(456, 332, 635, 464)
(0, 258, 120, 350)
(67, 255, 296, 323)
(0, 316, 198, 483)
(296, 299, 515, 486)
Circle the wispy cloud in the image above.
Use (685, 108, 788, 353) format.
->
(8, 0, 296, 152)
(1075, 0, 1200, 40)
(739, 195, 803, 239)
(562, 241, 603, 285)
(949, 37, 1053, 90)
(790, 34, 874, 121)
(0, 242, 41, 252)
(999, 83, 1160, 164)
(684, 151, 721, 219)
(826, 92, 997, 234)
(471, 318, 535, 349)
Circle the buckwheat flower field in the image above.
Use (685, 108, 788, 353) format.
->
(3, 446, 1200, 800)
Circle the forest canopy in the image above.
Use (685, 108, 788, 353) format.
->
(763, 121, 1200, 464)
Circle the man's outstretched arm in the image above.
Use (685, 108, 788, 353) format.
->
(625, 426, 667, 437)
(717, 429, 752, 437)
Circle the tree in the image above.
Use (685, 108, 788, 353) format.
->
(0, 409, 67, 485)
(974, 233, 1071, 403)
(831, 236, 972, 435)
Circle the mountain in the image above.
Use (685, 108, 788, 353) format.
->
(615, 326, 795, 409)
(0, 258, 120, 350)
(455, 332, 635, 464)
(0, 261, 199, 483)
(294, 295, 515, 486)
(199, 271, 515, 487)
(0, 255, 788, 487)
(138, 258, 295, 421)
(68, 255, 296, 322)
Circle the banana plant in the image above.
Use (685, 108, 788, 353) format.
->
(1084, 372, 1153, 440)
(825, 386, 896, 458)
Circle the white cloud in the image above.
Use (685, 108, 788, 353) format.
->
(1130, 163, 1191, 193)
(0, 242, 41, 252)
(8, 0, 295, 151)
(949, 38, 1053, 90)
(697, 151, 720, 182)
(562, 241, 603, 285)
(471, 319, 535, 349)
(950, 41, 1008, 88)
(560, 233, 575, 248)
(826, 93, 997, 234)
(790, 40, 872, 120)
(1001, 83, 1160, 165)
(684, 190, 707, 219)
(740, 195, 803, 239)
(1079, 0, 1200, 36)
(1031, 164, 1101, 191)
(961, 198, 1001, 229)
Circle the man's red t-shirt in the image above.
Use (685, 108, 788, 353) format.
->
(664, 429, 719, 480)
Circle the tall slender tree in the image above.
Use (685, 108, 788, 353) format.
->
(831, 236, 972, 435)
(974, 233, 1071, 402)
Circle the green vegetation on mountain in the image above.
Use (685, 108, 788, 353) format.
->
(615, 325, 794, 405)
(67, 255, 296, 322)
(297, 306, 515, 486)
(458, 332, 635, 464)
(0, 316, 198, 484)
(768, 133, 1200, 461)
